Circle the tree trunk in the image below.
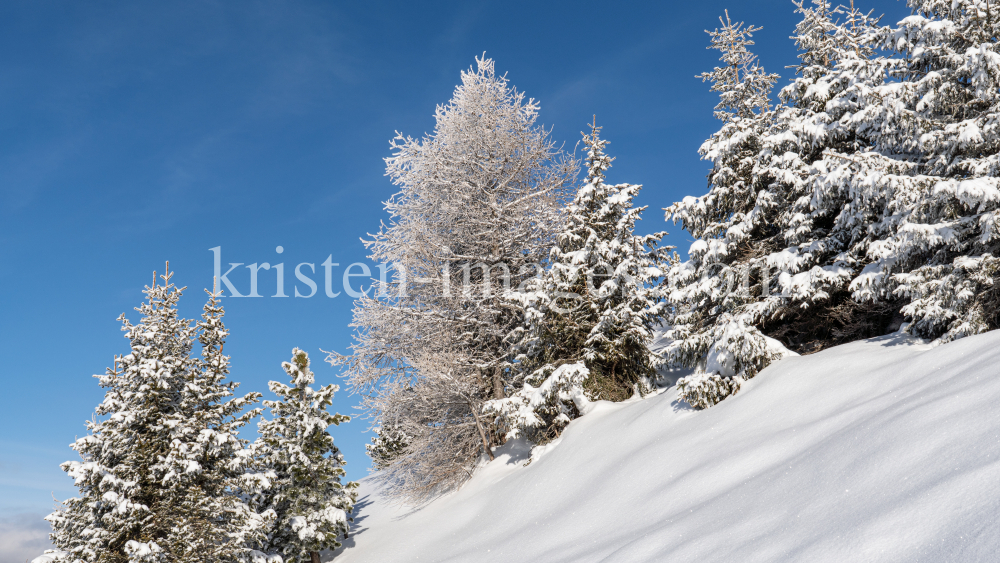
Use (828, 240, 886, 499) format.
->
(492, 367, 504, 400)
(469, 400, 495, 461)
(311, 552, 321, 563)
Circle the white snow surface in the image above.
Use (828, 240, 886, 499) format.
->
(332, 330, 1000, 563)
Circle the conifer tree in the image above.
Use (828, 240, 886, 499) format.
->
(44, 267, 269, 562)
(517, 121, 666, 398)
(575, 125, 667, 395)
(663, 12, 785, 405)
(489, 122, 666, 441)
(664, 4, 888, 407)
(365, 423, 410, 471)
(154, 288, 271, 562)
(667, 0, 1000, 410)
(752, 0, 896, 351)
(697, 0, 1000, 349)
(851, 0, 1000, 341)
(257, 349, 357, 563)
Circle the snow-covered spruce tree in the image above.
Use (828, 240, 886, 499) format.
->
(482, 363, 591, 444)
(668, 0, 1000, 408)
(487, 122, 667, 442)
(746, 0, 1000, 348)
(155, 287, 271, 562)
(750, 1, 901, 351)
(663, 4, 888, 406)
(44, 268, 269, 563)
(365, 423, 409, 472)
(847, 0, 1000, 342)
(760, 0, 1000, 347)
(662, 12, 785, 407)
(572, 126, 667, 396)
(256, 349, 357, 563)
(330, 55, 576, 500)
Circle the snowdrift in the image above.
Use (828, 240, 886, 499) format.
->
(332, 330, 1000, 563)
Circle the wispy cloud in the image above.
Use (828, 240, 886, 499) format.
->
(0, 514, 53, 563)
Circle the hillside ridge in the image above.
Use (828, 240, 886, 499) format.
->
(331, 330, 1000, 563)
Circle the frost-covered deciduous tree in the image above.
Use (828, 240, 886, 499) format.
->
(256, 349, 357, 563)
(329, 55, 577, 500)
(497, 121, 666, 443)
(44, 268, 269, 563)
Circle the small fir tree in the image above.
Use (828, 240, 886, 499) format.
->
(256, 349, 358, 563)
(44, 267, 268, 562)
(494, 122, 666, 440)
(365, 423, 410, 472)
(574, 125, 668, 397)
(663, 11, 783, 397)
(155, 288, 271, 562)
(523, 121, 666, 399)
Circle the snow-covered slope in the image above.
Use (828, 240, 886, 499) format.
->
(332, 330, 1000, 563)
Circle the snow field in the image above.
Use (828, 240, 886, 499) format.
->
(334, 330, 1000, 563)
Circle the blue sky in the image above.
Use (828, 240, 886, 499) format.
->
(0, 0, 908, 556)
